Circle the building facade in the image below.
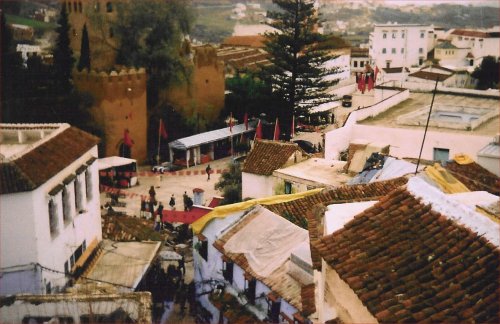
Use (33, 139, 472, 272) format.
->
(369, 23, 433, 69)
(0, 124, 102, 295)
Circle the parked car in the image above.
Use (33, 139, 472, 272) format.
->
(151, 162, 182, 173)
(292, 140, 316, 154)
(342, 95, 352, 107)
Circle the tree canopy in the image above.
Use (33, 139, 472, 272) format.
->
(472, 56, 499, 90)
(215, 163, 242, 205)
(262, 0, 340, 138)
(77, 23, 91, 71)
(112, 0, 195, 108)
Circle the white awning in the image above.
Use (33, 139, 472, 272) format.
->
(310, 101, 341, 114)
(98, 156, 137, 170)
(169, 122, 256, 150)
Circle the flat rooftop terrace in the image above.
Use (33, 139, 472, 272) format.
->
(358, 92, 499, 136)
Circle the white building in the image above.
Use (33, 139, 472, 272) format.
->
(369, 23, 433, 69)
(324, 86, 499, 164)
(0, 123, 102, 295)
(448, 29, 500, 66)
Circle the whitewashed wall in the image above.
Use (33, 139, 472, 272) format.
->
(242, 173, 274, 199)
(0, 147, 101, 294)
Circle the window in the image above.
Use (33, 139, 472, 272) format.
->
(85, 169, 93, 201)
(383, 33, 387, 39)
(244, 276, 256, 304)
(420, 32, 425, 38)
(62, 186, 72, 224)
(458, 36, 463, 41)
(433, 148, 449, 162)
(419, 48, 423, 54)
(360, 61, 364, 67)
(284, 181, 292, 194)
(386, 61, 391, 68)
(49, 199, 58, 236)
(94, 2, 100, 11)
(392, 32, 396, 39)
(401, 31, 405, 38)
(78, 2, 82, 13)
(391, 48, 396, 54)
(73, 2, 77, 12)
(382, 48, 386, 54)
(68, 1, 72, 13)
(74, 176, 83, 213)
(109, 27, 114, 38)
(353, 61, 358, 68)
(106, 2, 113, 13)
(401, 48, 404, 54)
(464, 37, 469, 40)
(222, 259, 234, 283)
(267, 294, 281, 323)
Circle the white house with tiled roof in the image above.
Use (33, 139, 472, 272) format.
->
(242, 140, 308, 199)
(448, 29, 500, 66)
(311, 177, 499, 323)
(0, 123, 102, 295)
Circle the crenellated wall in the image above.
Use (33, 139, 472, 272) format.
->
(73, 68, 148, 162)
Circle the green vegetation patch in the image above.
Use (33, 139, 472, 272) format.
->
(6, 14, 56, 32)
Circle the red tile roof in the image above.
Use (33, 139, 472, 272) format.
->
(0, 127, 100, 194)
(242, 140, 303, 176)
(312, 187, 500, 323)
(444, 161, 500, 195)
(451, 29, 490, 38)
(221, 35, 266, 48)
(408, 71, 452, 81)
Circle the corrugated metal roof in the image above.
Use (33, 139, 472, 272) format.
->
(477, 143, 500, 158)
(168, 123, 255, 150)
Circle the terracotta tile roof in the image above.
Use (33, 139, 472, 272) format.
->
(408, 71, 452, 81)
(444, 161, 500, 195)
(266, 176, 409, 222)
(0, 127, 99, 194)
(213, 207, 315, 315)
(451, 29, 490, 38)
(221, 35, 266, 48)
(101, 215, 166, 242)
(312, 187, 500, 323)
(242, 140, 302, 176)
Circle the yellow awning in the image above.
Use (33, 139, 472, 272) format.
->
(191, 188, 323, 234)
(424, 163, 470, 194)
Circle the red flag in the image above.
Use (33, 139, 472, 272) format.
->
(374, 66, 379, 85)
(368, 74, 374, 91)
(273, 118, 280, 141)
(229, 113, 233, 133)
(357, 73, 364, 92)
(291, 115, 295, 138)
(254, 119, 262, 140)
(360, 74, 366, 94)
(123, 129, 133, 147)
(244, 112, 248, 130)
(159, 119, 168, 139)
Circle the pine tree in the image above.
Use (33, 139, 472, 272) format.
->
(53, 4, 75, 94)
(77, 23, 91, 71)
(262, 0, 340, 137)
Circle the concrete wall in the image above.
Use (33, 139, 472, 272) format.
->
(242, 172, 274, 199)
(0, 147, 102, 294)
(352, 125, 492, 160)
(478, 155, 500, 176)
(323, 262, 377, 323)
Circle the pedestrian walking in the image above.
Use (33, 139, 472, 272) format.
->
(149, 186, 156, 204)
(156, 202, 164, 228)
(178, 254, 185, 276)
(140, 199, 146, 218)
(183, 191, 189, 211)
(169, 194, 176, 210)
(206, 164, 212, 181)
